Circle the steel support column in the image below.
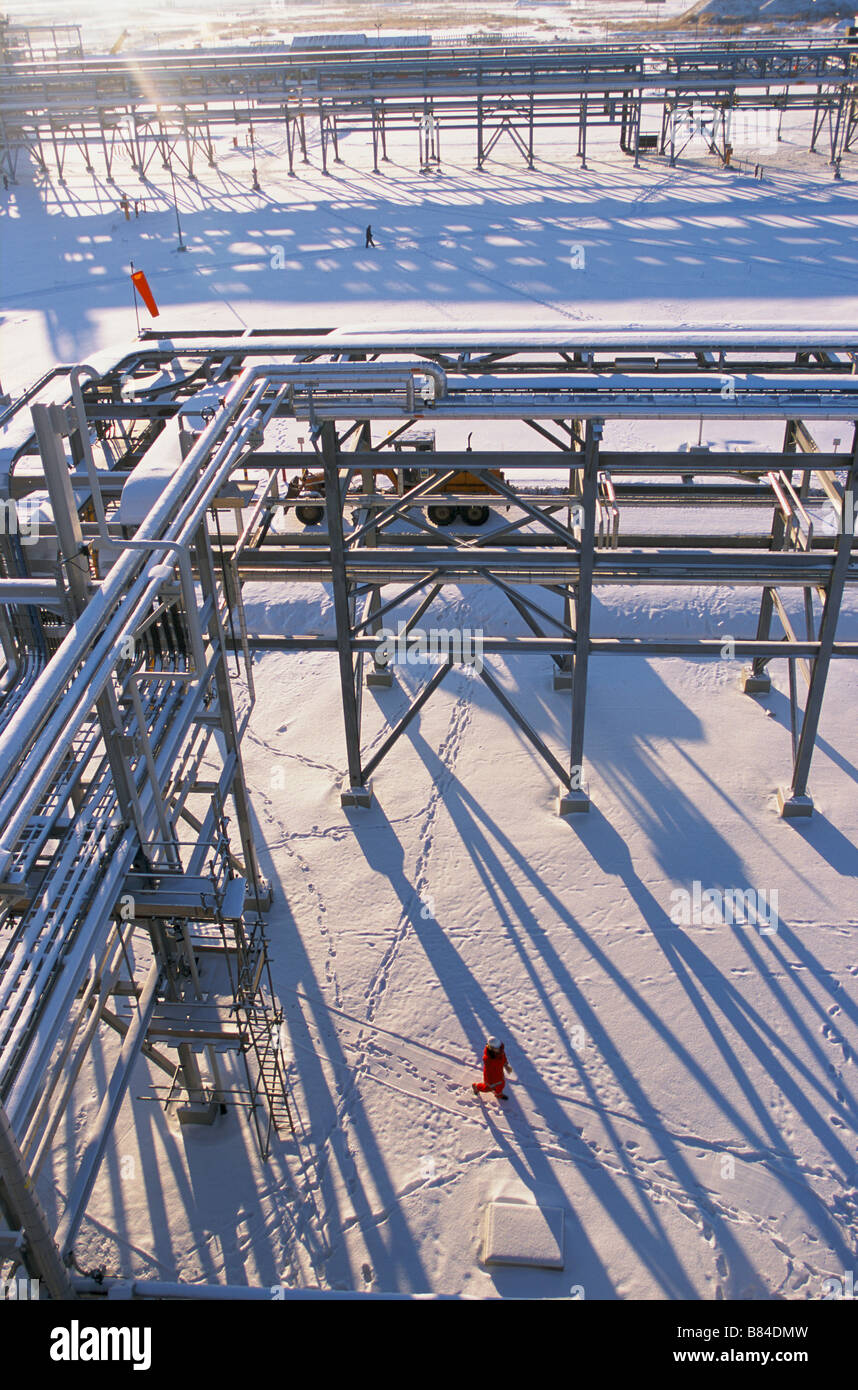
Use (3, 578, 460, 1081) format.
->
(779, 433, 858, 815)
(561, 419, 602, 812)
(322, 422, 367, 800)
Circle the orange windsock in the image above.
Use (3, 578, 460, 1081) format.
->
(131, 269, 159, 317)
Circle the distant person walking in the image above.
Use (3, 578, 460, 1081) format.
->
(365, 224, 376, 248)
(472, 1036, 512, 1102)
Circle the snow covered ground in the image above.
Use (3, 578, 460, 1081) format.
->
(2, 0, 850, 54)
(2, 77, 858, 1300)
(0, 0, 693, 52)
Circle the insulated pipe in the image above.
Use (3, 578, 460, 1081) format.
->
(96, 353, 447, 402)
(0, 579, 62, 606)
(123, 329, 858, 356)
(87, 541, 207, 679)
(3, 668, 210, 1129)
(0, 379, 248, 781)
(261, 362, 446, 397)
(0, 369, 264, 816)
(0, 355, 405, 817)
(74, 360, 219, 676)
(0, 376, 279, 875)
(69, 364, 108, 535)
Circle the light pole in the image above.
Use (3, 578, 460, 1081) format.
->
(247, 87, 260, 191)
(250, 120, 259, 191)
(167, 158, 187, 252)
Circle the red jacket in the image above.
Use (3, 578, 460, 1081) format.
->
(483, 1044, 507, 1087)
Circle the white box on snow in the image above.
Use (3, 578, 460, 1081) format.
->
(482, 1201, 565, 1269)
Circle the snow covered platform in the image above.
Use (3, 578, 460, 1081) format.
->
(483, 1202, 565, 1269)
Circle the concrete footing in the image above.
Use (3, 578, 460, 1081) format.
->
(557, 783, 590, 815)
(341, 779, 374, 808)
(777, 787, 813, 819)
(245, 876, 273, 912)
(741, 666, 771, 694)
(177, 1100, 220, 1127)
(367, 667, 393, 688)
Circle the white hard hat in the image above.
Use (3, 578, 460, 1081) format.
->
(486, 1036, 500, 1051)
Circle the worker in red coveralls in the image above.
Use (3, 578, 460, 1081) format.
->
(472, 1036, 512, 1102)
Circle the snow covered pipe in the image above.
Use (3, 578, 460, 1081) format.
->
(0, 371, 292, 873)
(0, 370, 252, 793)
(71, 365, 208, 676)
(127, 329, 858, 354)
(4, 682, 205, 1135)
(0, 579, 62, 606)
(105, 352, 449, 401)
(0, 369, 270, 864)
(0, 466, 258, 876)
(0, 351, 441, 808)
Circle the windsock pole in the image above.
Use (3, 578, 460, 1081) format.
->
(130, 259, 140, 334)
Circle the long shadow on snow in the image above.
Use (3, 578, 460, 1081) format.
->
(246, 803, 433, 1294)
(348, 789, 621, 1294)
(413, 661, 853, 1283)
(405, 736, 751, 1297)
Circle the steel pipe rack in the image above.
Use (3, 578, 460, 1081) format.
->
(0, 362, 299, 1296)
(2, 34, 856, 183)
(0, 327, 856, 1294)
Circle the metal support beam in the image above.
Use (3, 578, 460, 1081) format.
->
(322, 422, 366, 798)
(563, 419, 602, 811)
(54, 962, 161, 1259)
(779, 437, 858, 814)
(0, 1101, 75, 1297)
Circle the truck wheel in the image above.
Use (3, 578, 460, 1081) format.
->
(428, 503, 456, 526)
(296, 496, 324, 525)
(461, 504, 490, 526)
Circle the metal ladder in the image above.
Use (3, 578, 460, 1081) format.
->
(209, 803, 295, 1160)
